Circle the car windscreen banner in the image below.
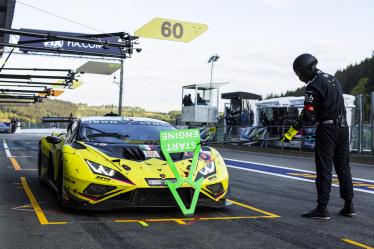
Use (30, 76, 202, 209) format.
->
(18, 28, 123, 56)
(160, 129, 203, 215)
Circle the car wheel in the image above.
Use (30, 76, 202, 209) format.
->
(37, 146, 46, 185)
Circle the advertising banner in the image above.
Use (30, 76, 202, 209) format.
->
(19, 28, 123, 56)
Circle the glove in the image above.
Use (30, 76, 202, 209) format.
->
(280, 126, 298, 143)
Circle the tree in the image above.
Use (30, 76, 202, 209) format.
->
(350, 77, 368, 95)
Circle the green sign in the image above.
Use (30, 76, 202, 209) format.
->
(160, 129, 203, 215)
(160, 129, 200, 153)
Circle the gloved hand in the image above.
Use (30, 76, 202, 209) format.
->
(280, 126, 299, 143)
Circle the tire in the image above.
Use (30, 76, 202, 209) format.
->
(37, 146, 46, 185)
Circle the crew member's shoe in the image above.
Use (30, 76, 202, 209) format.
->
(302, 207, 330, 220)
(339, 202, 356, 217)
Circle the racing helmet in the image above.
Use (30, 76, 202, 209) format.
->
(293, 53, 318, 83)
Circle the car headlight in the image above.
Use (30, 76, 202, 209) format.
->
(199, 161, 216, 176)
(86, 160, 115, 177)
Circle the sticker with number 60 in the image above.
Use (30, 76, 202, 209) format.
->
(135, 18, 208, 43)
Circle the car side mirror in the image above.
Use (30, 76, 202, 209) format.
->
(46, 136, 62, 144)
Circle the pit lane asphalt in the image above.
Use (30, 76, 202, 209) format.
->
(0, 134, 373, 249)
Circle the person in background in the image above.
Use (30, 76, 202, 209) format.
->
(186, 94, 193, 106)
(197, 93, 206, 105)
(182, 94, 188, 106)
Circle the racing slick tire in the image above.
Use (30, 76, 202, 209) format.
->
(37, 146, 47, 185)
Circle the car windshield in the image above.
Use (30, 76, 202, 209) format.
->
(79, 120, 176, 143)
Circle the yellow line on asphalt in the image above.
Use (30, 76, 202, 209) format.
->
(198, 215, 276, 220)
(115, 215, 277, 224)
(20, 177, 48, 225)
(138, 221, 149, 227)
(113, 219, 149, 226)
(174, 219, 187, 224)
(228, 199, 281, 218)
(47, 222, 69, 225)
(10, 157, 21, 171)
(13, 203, 33, 209)
(115, 199, 279, 224)
(342, 239, 374, 249)
(20, 177, 67, 225)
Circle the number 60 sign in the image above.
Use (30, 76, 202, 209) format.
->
(135, 18, 208, 43)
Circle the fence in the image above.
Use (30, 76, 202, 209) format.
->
(20, 121, 70, 130)
(199, 93, 374, 154)
(201, 123, 372, 154)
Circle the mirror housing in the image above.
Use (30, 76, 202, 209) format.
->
(46, 136, 62, 144)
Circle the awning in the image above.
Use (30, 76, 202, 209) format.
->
(221, 91, 261, 100)
(183, 82, 229, 90)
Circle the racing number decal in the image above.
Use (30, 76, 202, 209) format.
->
(135, 18, 208, 43)
(161, 21, 183, 39)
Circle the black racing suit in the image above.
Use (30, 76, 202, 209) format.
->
(293, 70, 354, 206)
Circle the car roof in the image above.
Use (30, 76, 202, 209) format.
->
(79, 116, 170, 125)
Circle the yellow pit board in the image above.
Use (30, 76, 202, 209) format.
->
(135, 18, 208, 43)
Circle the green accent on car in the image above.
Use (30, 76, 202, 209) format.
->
(160, 129, 202, 215)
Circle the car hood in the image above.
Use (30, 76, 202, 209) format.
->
(83, 142, 210, 162)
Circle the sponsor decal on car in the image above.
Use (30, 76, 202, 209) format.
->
(143, 150, 160, 158)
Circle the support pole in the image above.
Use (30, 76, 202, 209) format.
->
(118, 59, 124, 115)
(358, 94, 364, 154)
(209, 60, 214, 85)
(207, 61, 214, 124)
(371, 92, 374, 154)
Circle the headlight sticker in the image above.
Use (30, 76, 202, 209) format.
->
(86, 160, 115, 177)
(199, 161, 215, 176)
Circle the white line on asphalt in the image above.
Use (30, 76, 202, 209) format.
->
(227, 165, 316, 183)
(227, 165, 374, 195)
(224, 157, 374, 183)
(225, 157, 315, 173)
(3, 140, 8, 149)
(219, 148, 313, 160)
(3, 140, 11, 158)
(219, 148, 374, 167)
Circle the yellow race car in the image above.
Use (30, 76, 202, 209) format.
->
(38, 116, 229, 210)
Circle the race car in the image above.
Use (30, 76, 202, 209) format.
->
(38, 116, 229, 210)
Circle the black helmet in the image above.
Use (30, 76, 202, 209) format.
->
(293, 53, 318, 83)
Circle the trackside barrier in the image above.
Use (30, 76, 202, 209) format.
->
(198, 124, 371, 154)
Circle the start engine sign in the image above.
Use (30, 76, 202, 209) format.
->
(160, 128, 203, 216)
(160, 129, 200, 153)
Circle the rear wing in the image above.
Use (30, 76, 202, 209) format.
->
(42, 116, 75, 123)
